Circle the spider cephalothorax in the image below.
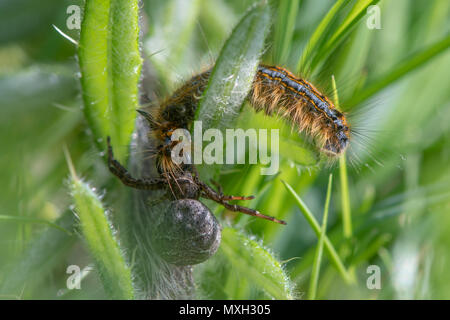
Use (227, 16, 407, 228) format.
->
(107, 136, 286, 225)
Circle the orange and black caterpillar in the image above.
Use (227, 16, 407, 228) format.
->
(107, 64, 350, 225)
(252, 65, 350, 156)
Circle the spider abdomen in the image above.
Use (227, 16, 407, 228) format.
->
(152, 199, 221, 266)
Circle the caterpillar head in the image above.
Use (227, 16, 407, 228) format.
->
(321, 109, 350, 157)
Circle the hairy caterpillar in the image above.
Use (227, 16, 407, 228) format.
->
(107, 64, 350, 225)
(252, 65, 350, 155)
(146, 63, 349, 166)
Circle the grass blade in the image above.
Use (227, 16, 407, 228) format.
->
(78, 0, 142, 163)
(272, 0, 300, 65)
(299, 0, 380, 74)
(296, 0, 349, 73)
(320, 0, 379, 62)
(308, 174, 333, 300)
(347, 33, 450, 107)
(281, 180, 353, 284)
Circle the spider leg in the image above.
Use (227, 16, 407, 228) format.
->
(221, 201, 286, 225)
(196, 176, 286, 225)
(221, 195, 255, 201)
(210, 179, 255, 201)
(107, 136, 166, 190)
(210, 179, 223, 194)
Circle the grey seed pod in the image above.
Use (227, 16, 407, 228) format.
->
(152, 199, 221, 266)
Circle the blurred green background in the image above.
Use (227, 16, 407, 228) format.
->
(0, 0, 449, 299)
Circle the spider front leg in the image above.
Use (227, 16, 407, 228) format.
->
(196, 176, 286, 225)
(106, 136, 166, 190)
(210, 179, 255, 201)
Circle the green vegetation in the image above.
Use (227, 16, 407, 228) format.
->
(0, 0, 449, 300)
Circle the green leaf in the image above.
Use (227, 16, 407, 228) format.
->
(272, 0, 300, 65)
(296, 0, 348, 73)
(67, 152, 134, 300)
(308, 174, 332, 300)
(237, 107, 320, 166)
(194, 1, 271, 131)
(321, 0, 379, 62)
(298, 0, 380, 74)
(78, 0, 142, 163)
(192, 1, 271, 179)
(282, 180, 354, 284)
(347, 33, 450, 107)
(220, 227, 294, 300)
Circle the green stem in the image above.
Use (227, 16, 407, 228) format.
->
(282, 180, 354, 284)
(332, 75, 352, 238)
(308, 174, 333, 300)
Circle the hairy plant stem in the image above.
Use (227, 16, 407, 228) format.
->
(121, 61, 196, 299)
